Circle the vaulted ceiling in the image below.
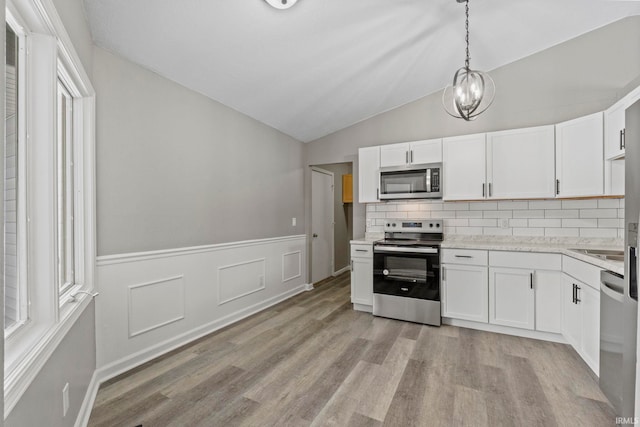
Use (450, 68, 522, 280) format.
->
(83, 0, 640, 142)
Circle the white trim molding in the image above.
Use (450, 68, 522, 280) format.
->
(282, 250, 302, 283)
(217, 258, 266, 305)
(128, 275, 186, 338)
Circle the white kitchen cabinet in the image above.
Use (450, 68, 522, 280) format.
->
(607, 158, 625, 196)
(534, 270, 563, 334)
(443, 133, 486, 201)
(555, 112, 604, 198)
(358, 146, 380, 203)
(562, 261, 602, 375)
(379, 139, 442, 167)
(442, 249, 489, 322)
(486, 126, 556, 199)
(350, 243, 373, 311)
(489, 267, 535, 330)
(604, 85, 640, 160)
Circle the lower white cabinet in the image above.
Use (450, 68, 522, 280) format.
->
(534, 270, 563, 334)
(442, 264, 489, 322)
(350, 243, 373, 310)
(489, 267, 535, 330)
(562, 273, 600, 375)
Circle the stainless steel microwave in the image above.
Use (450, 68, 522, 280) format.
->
(379, 163, 442, 200)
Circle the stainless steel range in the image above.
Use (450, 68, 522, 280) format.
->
(373, 219, 442, 326)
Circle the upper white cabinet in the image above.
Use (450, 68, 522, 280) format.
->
(486, 126, 556, 199)
(358, 146, 380, 203)
(379, 139, 442, 167)
(555, 112, 604, 198)
(443, 133, 486, 201)
(604, 86, 640, 160)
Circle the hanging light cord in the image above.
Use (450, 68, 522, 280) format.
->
(464, 0, 470, 71)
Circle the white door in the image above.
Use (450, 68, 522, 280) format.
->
(489, 267, 535, 330)
(351, 256, 373, 305)
(442, 133, 487, 201)
(312, 168, 334, 283)
(410, 139, 442, 164)
(380, 142, 409, 167)
(534, 270, 563, 333)
(580, 284, 600, 375)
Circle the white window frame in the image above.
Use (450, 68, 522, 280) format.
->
(4, 0, 96, 418)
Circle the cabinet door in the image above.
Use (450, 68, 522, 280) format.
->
(604, 101, 626, 160)
(562, 275, 582, 349)
(358, 147, 380, 203)
(443, 133, 486, 201)
(534, 270, 562, 334)
(580, 284, 600, 375)
(351, 257, 373, 306)
(489, 267, 535, 330)
(380, 142, 409, 167)
(555, 113, 604, 198)
(410, 139, 442, 164)
(442, 264, 488, 322)
(486, 126, 555, 199)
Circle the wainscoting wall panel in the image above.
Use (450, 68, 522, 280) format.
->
(128, 275, 185, 337)
(282, 250, 302, 283)
(94, 235, 307, 382)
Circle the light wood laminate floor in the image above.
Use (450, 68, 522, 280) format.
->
(88, 272, 616, 427)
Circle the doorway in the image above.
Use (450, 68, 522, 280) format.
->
(311, 162, 353, 284)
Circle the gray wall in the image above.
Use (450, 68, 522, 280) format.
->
(305, 16, 640, 240)
(93, 47, 305, 256)
(315, 163, 353, 272)
(5, 1, 94, 426)
(6, 305, 96, 427)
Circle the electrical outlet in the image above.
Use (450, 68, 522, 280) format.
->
(500, 218, 510, 229)
(62, 382, 69, 417)
(292, 217, 296, 226)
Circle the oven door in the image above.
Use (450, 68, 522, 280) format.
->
(373, 247, 440, 301)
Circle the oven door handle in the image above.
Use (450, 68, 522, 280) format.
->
(374, 246, 438, 254)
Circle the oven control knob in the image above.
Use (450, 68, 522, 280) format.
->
(392, 223, 396, 227)
(386, 223, 390, 227)
(429, 223, 433, 228)
(436, 223, 440, 228)
(383, 269, 389, 276)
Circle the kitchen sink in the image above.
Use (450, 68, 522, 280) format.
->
(569, 248, 624, 262)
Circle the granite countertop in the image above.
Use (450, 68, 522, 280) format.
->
(350, 234, 624, 275)
(441, 236, 624, 275)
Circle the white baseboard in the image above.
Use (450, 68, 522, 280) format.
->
(93, 283, 308, 387)
(304, 283, 314, 291)
(332, 265, 350, 276)
(74, 370, 100, 427)
(442, 318, 566, 344)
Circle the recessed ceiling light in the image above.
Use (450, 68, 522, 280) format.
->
(264, 0, 298, 10)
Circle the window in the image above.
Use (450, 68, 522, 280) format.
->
(57, 79, 75, 296)
(3, 0, 96, 414)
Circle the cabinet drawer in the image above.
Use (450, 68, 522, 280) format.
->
(563, 255, 602, 290)
(351, 243, 373, 258)
(442, 249, 488, 266)
(490, 251, 561, 271)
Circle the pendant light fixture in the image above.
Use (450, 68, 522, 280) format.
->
(264, 0, 298, 10)
(442, 0, 495, 121)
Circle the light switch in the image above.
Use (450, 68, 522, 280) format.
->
(292, 217, 297, 226)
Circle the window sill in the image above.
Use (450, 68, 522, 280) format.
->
(4, 289, 94, 418)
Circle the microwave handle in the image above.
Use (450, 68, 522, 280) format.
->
(426, 168, 431, 192)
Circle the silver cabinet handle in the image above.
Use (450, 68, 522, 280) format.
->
(530, 272, 533, 289)
(406, 151, 409, 164)
(482, 183, 485, 198)
(620, 129, 624, 150)
(376, 188, 379, 200)
(488, 183, 492, 197)
(455, 255, 472, 258)
(355, 249, 368, 252)
(410, 150, 414, 163)
(442, 266, 446, 281)
(556, 179, 560, 195)
(622, 128, 626, 149)
(575, 285, 581, 303)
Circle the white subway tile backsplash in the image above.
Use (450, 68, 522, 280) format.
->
(579, 209, 617, 219)
(470, 202, 498, 211)
(544, 209, 579, 219)
(562, 200, 598, 209)
(562, 218, 598, 228)
(498, 201, 529, 210)
(598, 199, 621, 209)
(513, 227, 544, 237)
(483, 210, 513, 219)
(365, 199, 624, 239)
(580, 228, 618, 238)
(528, 218, 561, 228)
(513, 210, 545, 219)
(529, 200, 562, 210)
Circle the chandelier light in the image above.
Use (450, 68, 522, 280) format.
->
(442, 0, 495, 121)
(264, 0, 298, 10)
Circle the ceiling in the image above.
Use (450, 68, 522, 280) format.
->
(83, 0, 640, 142)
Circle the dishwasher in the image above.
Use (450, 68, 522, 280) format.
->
(600, 270, 625, 413)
